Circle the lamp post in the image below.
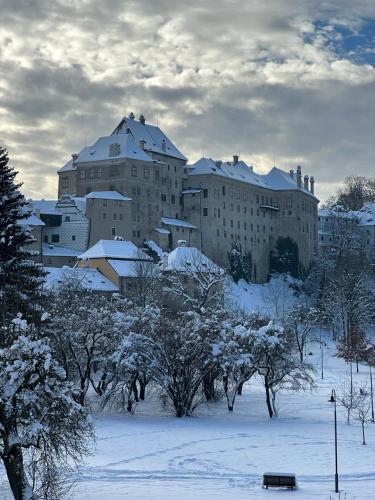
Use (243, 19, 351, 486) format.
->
(329, 389, 339, 493)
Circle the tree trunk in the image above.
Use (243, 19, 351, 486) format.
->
(264, 377, 273, 418)
(138, 374, 149, 401)
(362, 421, 366, 445)
(132, 379, 139, 402)
(270, 387, 278, 417)
(203, 371, 217, 401)
(2, 444, 32, 500)
(237, 381, 244, 396)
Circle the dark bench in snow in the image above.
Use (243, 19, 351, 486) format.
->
(262, 472, 296, 490)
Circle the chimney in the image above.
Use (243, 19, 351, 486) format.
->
(310, 176, 315, 194)
(215, 160, 222, 168)
(71, 153, 78, 161)
(233, 155, 239, 165)
(128, 112, 135, 119)
(289, 169, 294, 178)
(296, 165, 302, 188)
(161, 139, 166, 152)
(177, 239, 187, 247)
(139, 114, 145, 125)
(304, 175, 309, 190)
(139, 139, 146, 149)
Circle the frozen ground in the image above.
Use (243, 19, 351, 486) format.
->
(71, 339, 375, 500)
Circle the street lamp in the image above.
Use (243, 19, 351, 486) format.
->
(329, 389, 339, 493)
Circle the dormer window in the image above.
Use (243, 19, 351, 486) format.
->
(109, 143, 121, 157)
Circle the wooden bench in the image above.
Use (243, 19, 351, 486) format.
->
(263, 472, 296, 490)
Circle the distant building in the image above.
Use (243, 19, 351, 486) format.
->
(77, 239, 155, 294)
(52, 114, 318, 282)
(44, 266, 119, 294)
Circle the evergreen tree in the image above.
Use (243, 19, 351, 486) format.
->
(270, 236, 299, 278)
(0, 147, 46, 327)
(228, 243, 243, 283)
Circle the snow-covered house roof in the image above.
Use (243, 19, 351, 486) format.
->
(356, 203, 375, 226)
(74, 133, 154, 164)
(78, 240, 151, 261)
(32, 200, 60, 216)
(18, 213, 45, 227)
(318, 208, 357, 219)
(188, 158, 316, 197)
(161, 246, 222, 273)
(161, 217, 197, 229)
(44, 266, 119, 292)
(86, 191, 132, 201)
(111, 115, 187, 161)
(107, 259, 159, 278)
(42, 244, 81, 257)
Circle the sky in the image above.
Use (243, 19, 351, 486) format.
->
(1, 0, 375, 203)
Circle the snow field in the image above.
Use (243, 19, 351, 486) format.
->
(73, 339, 375, 499)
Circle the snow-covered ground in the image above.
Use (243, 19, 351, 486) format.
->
(71, 339, 375, 500)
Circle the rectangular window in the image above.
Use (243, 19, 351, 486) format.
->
(97, 168, 102, 178)
(155, 170, 159, 181)
(113, 213, 117, 220)
(132, 167, 137, 177)
(161, 194, 167, 202)
(144, 169, 149, 179)
(90, 169, 95, 179)
(203, 189, 208, 198)
(171, 195, 175, 204)
(112, 227, 116, 236)
(72, 235, 76, 241)
(79, 170, 86, 180)
(62, 177, 69, 188)
(51, 234, 59, 243)
(222, 186, 226, 196)
(103, 212, 106, 219)
(203, 208, 208, 216)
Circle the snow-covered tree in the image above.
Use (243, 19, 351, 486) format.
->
(285, 304, 318, 362)
(0, 319, 93, 499)
(133, 309, 216, 417)
(354, 387, 372, 445)
(253, 322, 315, 418)
(0, 147, 46, 327)
(213, 314, 266, 412)
(46, 286, 125, 405)
(338, 380, 363, 423)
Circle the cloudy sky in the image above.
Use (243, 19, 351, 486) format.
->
(1, 0, 375, 202)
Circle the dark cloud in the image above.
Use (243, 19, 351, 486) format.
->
(0, 0, 374, 202)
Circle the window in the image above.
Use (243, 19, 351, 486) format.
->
(144, 169, 149, 179)
(161, 194, 167, 202)
(103, 212, 107, 219)
(113, 213, 117, 220)
(51, 234, 59, 243)
(155, 170, 160, 181)
(97, 168, 102, 178)
(132, 167, 137, 177)
(112, 227, 116, 236)
(72, 235, 76, 241)
(103, 200, 107, 207)
(109, 143, 121, 157)
(79, 170, 86, 180)
(203, 208, 208, 216)
(89, 169, 95, 179)
(171, 195, 176, 204)
(44, 235, 48, 243)
(62, 177, 69, 188)
(119, 213, 123, 220)
(65, 216, 70, 222)
(222, 186, 226, 196)
(203, 189, 208, 198)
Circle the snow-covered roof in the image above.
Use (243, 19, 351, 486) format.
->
(18, 213, 45, 227)
(58, 157, 76, 173)
(145, 240, 164, 257)
(154, 227, 170, 235)
(162, 246, 222, 273)
(74, 133, 154, 164)
(318, 208, 356, 219)
(42, 243, 81, 257)
(107, 259, 149, 278)
(181, 188, 202, 195)
(188, 158, 316, 197)
(356, 203, 375, 226)
(161, 217, 197, 229)
(111, 116, 187, 161)
(32, 200, 60, 216)
(72, 196, 87, 213)
(86, 191, 132, 201)
(44, 266, 119, 292)
(78, 240, 151, 260)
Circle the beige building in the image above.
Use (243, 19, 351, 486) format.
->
(56, 114, 318, 283)
(77, 239, 154, 294)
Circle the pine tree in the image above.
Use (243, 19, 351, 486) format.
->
(0, 147, 46, 327)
